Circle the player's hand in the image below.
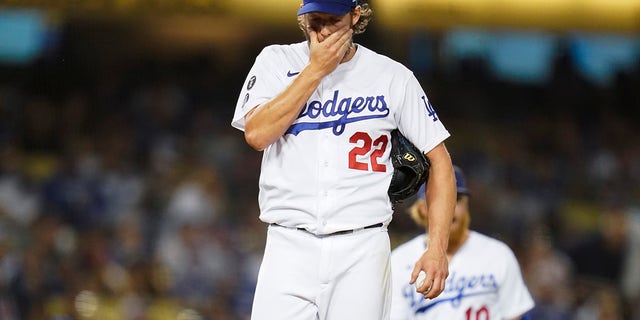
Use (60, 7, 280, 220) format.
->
(410, 246, 449, 299)
(306, 22, 353, 77)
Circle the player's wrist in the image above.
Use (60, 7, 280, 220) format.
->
(426, 235, 448, 252)
(300, 65, 327, 83)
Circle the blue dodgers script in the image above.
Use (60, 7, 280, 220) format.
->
(403, 272, 500, 314)
(285, 90, 390, 136)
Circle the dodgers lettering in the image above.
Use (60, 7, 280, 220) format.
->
(403, 271, 500, 314)
(286, 89, 389, 136)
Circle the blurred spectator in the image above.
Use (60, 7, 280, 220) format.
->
(521, 224, 575, 320)
(573, 283, 625, 320)
(566, 204, 640, 318)
(621, 208, 640, 302)
(0, 145, 40, 226)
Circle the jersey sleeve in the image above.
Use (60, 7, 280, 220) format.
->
(231, 46, 287, 131)
(497, 245, 535, 318)
(395, 73, 450, 154)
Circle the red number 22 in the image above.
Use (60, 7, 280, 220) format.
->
(348, 132, 388, 172)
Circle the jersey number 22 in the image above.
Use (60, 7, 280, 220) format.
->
(348, 131, 388, 172)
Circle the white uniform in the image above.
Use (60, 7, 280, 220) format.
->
(390, 232, 535, 320)
(232, 41, 450, 320)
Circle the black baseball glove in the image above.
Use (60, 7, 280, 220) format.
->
(387, 129, 431, 204)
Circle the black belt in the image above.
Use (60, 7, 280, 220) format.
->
(272, 222, 384, 236)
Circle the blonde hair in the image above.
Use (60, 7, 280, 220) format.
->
(353, 1, 373, 34)
(408, 198, 428, 226)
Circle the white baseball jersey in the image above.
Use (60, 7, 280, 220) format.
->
(390, 231, 535, 320)
(232, 42, 450, 235)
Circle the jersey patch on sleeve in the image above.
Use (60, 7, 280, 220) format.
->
(241, 93, 250, 109)
(247, 75, 256, 90)
(421, 96, 439, 122)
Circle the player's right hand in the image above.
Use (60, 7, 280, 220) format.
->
(410, 246, 449, 299)
(306, 24, 353, 77)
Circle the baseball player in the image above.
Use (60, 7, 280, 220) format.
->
(231, 0, 456, 319)
(390, 166, 535, 320)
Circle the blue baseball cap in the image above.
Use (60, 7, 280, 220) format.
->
(417, 165, 469, 199)
(297, 0, 358, 16)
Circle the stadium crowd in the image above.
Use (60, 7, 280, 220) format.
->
(0, 32, 639, 320)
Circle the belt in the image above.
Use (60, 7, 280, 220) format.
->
(272, 222, 384, 237)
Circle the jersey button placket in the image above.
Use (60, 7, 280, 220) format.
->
(317, 132, 332, 233)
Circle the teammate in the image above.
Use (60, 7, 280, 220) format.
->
(231, 0, 456, 319)
(390, 166, 535, 320)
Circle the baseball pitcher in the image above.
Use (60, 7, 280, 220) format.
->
(231, 0, 457, 319)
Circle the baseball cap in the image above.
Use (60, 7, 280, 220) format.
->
(297, 0, 358, 16)
(417, 165, 470, 199)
